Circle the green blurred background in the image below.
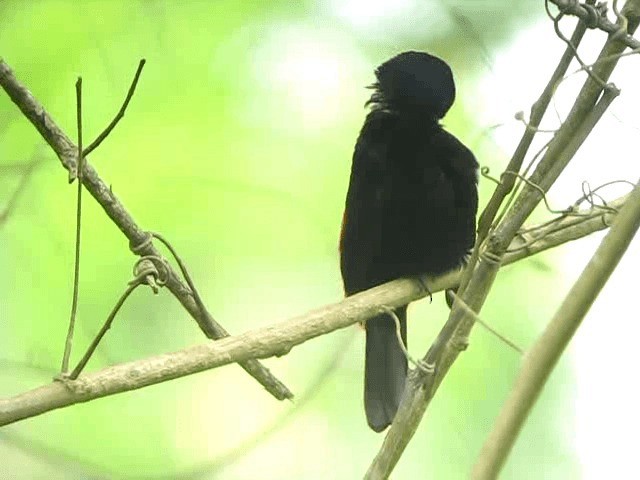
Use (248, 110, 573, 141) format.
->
(2, 1, 637, 479)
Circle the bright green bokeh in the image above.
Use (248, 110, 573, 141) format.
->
(1, 1, 578, 479)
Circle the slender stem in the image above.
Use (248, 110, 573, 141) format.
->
(461, 5, 591, 294)
(472, 178, 640, 479)
(0, 59, 294, 401)
(61, 77, 84, 373)
(69, 283, 139, 379)
(82, 59, 146, 158)
(475, 5, 590, 252)
(366, 1, 640, 475)
(0, 191, 628, 426)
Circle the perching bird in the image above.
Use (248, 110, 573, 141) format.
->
(339, 51, 478, 432)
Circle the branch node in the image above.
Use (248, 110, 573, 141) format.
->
(415, 359, 435, 375)
(132, 256, 169, 294)
(481, 249, 502, 266)
(582, 2, 603, 28)
(130, 231, 153, 255)
(450, 336, 470, 352)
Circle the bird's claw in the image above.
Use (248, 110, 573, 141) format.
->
(417, 276, 433, 303)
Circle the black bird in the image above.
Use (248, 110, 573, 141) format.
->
(339, 51, 478, 432)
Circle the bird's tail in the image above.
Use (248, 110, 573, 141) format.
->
(364, 306, 408, 432)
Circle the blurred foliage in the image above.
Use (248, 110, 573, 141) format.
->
(0, 1, 581, 479)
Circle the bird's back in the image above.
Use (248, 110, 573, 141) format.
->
(341, 109, 478, 295)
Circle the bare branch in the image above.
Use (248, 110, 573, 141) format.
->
(61, 77, 85, 373)
(0, 59, 293, 401)
(550, 0, 640, 50)
(472, 177, 640, 479)
(503, 194, 627, 264)
(0, 192, 627, 426)
(367, 1, 640, 475)
(476, 5, 591, 244)
(81, 59, 146, 159)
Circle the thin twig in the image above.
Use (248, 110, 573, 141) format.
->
(66, 256, 169, 379)
(81, 59, 146, 158)
(446, 290, 523, 355)
(0, 273, 442, 427)
(472, 178, 640, 479)
(547, 0, 607, 88)
(549, 0, 640, 50)
(69, 254, 170, 378)
(0, 190, 627, 427)
(0, 58, 293, 401)
(487, 139, 554, 232)
(381, 306, 431, 373)
(151, 232, 222, 344)
(61, 77, 84, 374)
(3, 333, 358, 480)
(367, 2, 639, 475)
(69, 282, 140, 379)
(501, 193, 626, 264)
(467, 5, 591, 294)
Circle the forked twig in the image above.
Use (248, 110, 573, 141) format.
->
(0, 58, 293, 401)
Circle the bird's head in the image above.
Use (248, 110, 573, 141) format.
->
(368, 51, 455, 119)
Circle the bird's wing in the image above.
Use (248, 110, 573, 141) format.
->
(340, 110, 395, 295)
(433, 129, 479, 252)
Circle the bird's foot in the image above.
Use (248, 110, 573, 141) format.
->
(416, 276, 433, 303)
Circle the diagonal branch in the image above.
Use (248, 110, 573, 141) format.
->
(81, 59, 146, 159)
(0, 193, 627, 427)
(472, 177, 640, 479)
(0, 59, 293, 401)
(476, 3, 591, 245)
(0, 273, 440, 427)
(366, 1, 640, 476)
(550, 0, 640, 50)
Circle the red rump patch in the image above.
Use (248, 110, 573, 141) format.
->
(339, 210, 347, 252)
